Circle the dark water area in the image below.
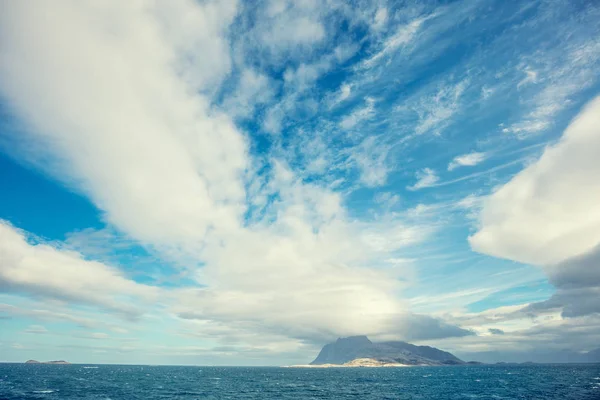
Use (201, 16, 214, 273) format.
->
(0, 363, 599, 399)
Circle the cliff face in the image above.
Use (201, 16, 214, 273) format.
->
(310, 336, 374, 365)
(310, 336, 464, 366)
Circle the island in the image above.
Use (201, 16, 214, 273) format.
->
(289, 335, 466, 367)
(25, 360, 71, 364)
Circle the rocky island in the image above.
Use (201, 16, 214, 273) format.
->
(292, 335, 465, 367)
(25, 360, 71, 365)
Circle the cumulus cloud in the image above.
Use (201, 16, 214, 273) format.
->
(470, 96, 600, 266)
(471, 96, 600, 318)
(448, 152, 486, 171)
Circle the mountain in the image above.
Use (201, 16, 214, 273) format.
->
(310, 336, 464, 366)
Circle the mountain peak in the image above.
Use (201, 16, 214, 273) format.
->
(335, 335, 372, 346)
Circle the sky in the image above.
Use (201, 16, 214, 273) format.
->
(0, 0, 599, 366)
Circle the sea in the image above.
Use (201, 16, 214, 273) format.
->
(0, 363, 599, 399)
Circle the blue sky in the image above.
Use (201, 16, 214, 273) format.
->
(1, 0, 600, 365)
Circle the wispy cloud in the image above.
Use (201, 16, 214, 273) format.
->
(407, 168, 439, 191)
(24, 325, 48, 334)
(413, 79, 469, 136)
(412, 157, 532, 191)
(361, 15, 432, 69)
(339, 97, 375, 129)
(448, 152, 486, 171)
(503, 23, 600, 137)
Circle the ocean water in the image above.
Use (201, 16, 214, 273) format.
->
(0, 364, 599, 399)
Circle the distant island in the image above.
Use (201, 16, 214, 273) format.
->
(293, 336, 600, 367)
(295, 335, 466, 367)
(25, 360, 71, 365)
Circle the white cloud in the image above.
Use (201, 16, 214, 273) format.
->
(339, 97, 375, 129)
(0, 302, 132, 333)
(362, 15, 430, 68)
(263, 105, 285, 134)
(0, 0, 470, 351)
(90, 332, 110, 340)
(222, 68, 274, 118)
(516, 67, 538, 89)
(284, 60, 330, 92)
(24, 325, 48, 334)
(248, 0, 326, 62)
(481, 86, 495, 100)
(172, 164, 427, 340)
(407, 168, 439, 191)
(337, 84, 352, 103)
(351, 135, 389, 187)
(413, 79, 469, 136)
(373, 192, 401, 209)
(152, 0, 237, 93)
(268, 16, 324, 47)
(371, 8, 388, 31)
(260, 55, 336, 134)
(0, 221, 159, 317)
(470, 96, 600, 266)
(448, 152, 486, 171)
(502, 120, 550, 135)
(454, 194, 484, 221)
(0, 0, 247, 263)
(505, 38, 600, 137)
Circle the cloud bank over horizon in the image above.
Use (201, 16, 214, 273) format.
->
(0, 0, 599, 365)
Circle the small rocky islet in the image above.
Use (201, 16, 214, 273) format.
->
(25, 360, 71, 365)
